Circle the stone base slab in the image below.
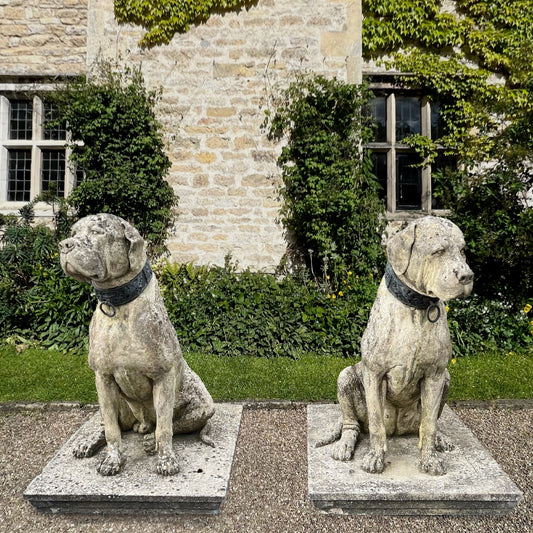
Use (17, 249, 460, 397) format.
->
(307, 404, 523, 516)
(24, 403, 242, 514)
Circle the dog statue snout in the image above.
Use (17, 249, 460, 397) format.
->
(457, 268, 474, 285)
(59, 238, 76, 254)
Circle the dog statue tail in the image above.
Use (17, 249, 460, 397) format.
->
(314, 417, 343, 448)
(199, 420, 216, 448)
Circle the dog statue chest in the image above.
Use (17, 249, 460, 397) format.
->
(88, 309, 176, 380)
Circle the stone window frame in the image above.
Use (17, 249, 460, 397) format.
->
(0, 81, 79, 217)
(365, 73, 453, 219)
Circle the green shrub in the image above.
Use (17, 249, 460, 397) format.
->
(155, 258, 378, 358)
(48, 64, 177, 256)
(264, 75, 386, 279)
(448, 297, 532, 357)
(1, 230, 530, 356)
(449, 172, 532, 305)
(0, 215, 94, 351)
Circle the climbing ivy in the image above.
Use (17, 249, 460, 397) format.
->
(48, 64, 177, 256)
(363, 0, 533, 160)
(264, 75, 385, 280)
(363, 0, 533, 302)
(114, 0, 252, 47)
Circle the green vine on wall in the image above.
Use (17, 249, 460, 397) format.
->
(363, 0, 533, 302)
(363, 0, 533, 161)
(114, 0, 254, 47)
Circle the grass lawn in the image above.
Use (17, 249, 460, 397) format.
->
(0, 345, 531, 403)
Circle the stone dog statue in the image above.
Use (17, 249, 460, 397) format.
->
(59, 214, 215, 476)
(317, 216, 473, 476)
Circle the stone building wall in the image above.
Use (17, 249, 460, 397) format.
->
(88, 0, 360, 270)
(0, 0, 88, 77)
(0, 0, 359, 270)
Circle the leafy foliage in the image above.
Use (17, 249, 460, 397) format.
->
(1, 239, 530, 356)
(363, 0, 533, 304)
(0, 214, 94, 351)
(48, 65, 177, 256)
(114, 0, 253, 47)
(264, 75, 386, 279)
(156, 258, 378, 358)
(435, 166, 533, 303)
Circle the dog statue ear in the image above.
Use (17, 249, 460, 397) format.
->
(120, 219, 146, 273)
(386, 222, 417, 275)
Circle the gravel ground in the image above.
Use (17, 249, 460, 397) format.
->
(0, 403, 531, 533)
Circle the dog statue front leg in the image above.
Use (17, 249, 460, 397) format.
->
(153, 367, 179, 476)
(419, 374, 447, 475)
(331, 365, 363, 461)
(361, 369, 387, 473)
(94, 372, 124, 476)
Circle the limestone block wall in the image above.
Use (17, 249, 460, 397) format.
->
(89, 0, 361, 270)
(0, 0, 88, 77)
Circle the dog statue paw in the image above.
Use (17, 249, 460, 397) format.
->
(143, 433, 157, 456)
(362, 449, 386, 474)
(156, 449, 180, 476)
(97, 445, 122, 476)
(420, 452, 446, 476)
(72, 426, 106, 458)
(331, 429, 357, 461)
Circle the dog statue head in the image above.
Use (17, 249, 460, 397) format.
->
(386, 216, 474, 301)
(59, 214, 146, 289)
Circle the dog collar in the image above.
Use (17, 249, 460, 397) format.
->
(384, 262, 441, 322)
(93, 259, 153, 317)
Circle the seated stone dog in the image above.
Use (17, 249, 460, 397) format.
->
(59, 214, 215, 476)
(317, 216, 473, 476)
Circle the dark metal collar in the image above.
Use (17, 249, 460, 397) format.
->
(93, 259, 152, 317)
(384, 262, 441, 322)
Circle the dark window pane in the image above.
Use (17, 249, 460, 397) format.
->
(41, 150, 66, 196)
(371, 151, 387, 203)
(7, 149, 32, 201)
(431, 102, 446, 140)
(9, 100, 33, 140)
(74, 165, 85, 188)
(431, 154, 457, 209)
(369, 97, 387, 142)
(396, 153, 422, 209)
(396, 97, 421, 141)
(43, 102, 67, 141)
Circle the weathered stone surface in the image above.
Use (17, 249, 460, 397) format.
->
(0, 0, 87, 76)
(82, 0, 358, 270)
(59, 214, 216, 478)
(24, 403, 243, 514)
(331, 217, 474, 477)
(308, 404, 523, 516)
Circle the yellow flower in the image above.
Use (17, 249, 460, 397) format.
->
(451, 358, 456, 364)
(348, 271, 352, 276)
(524, 304, 532, 314)
(327, 294, 331, 299)
(338, 291, 343, 297)
(446, 306, 450, 313)
(331, 294, 336, 300)
(326, 275, 330, 280)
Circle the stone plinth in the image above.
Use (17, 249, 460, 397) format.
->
(24, 403, 242, 514)
(307, 404, 523, 516)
